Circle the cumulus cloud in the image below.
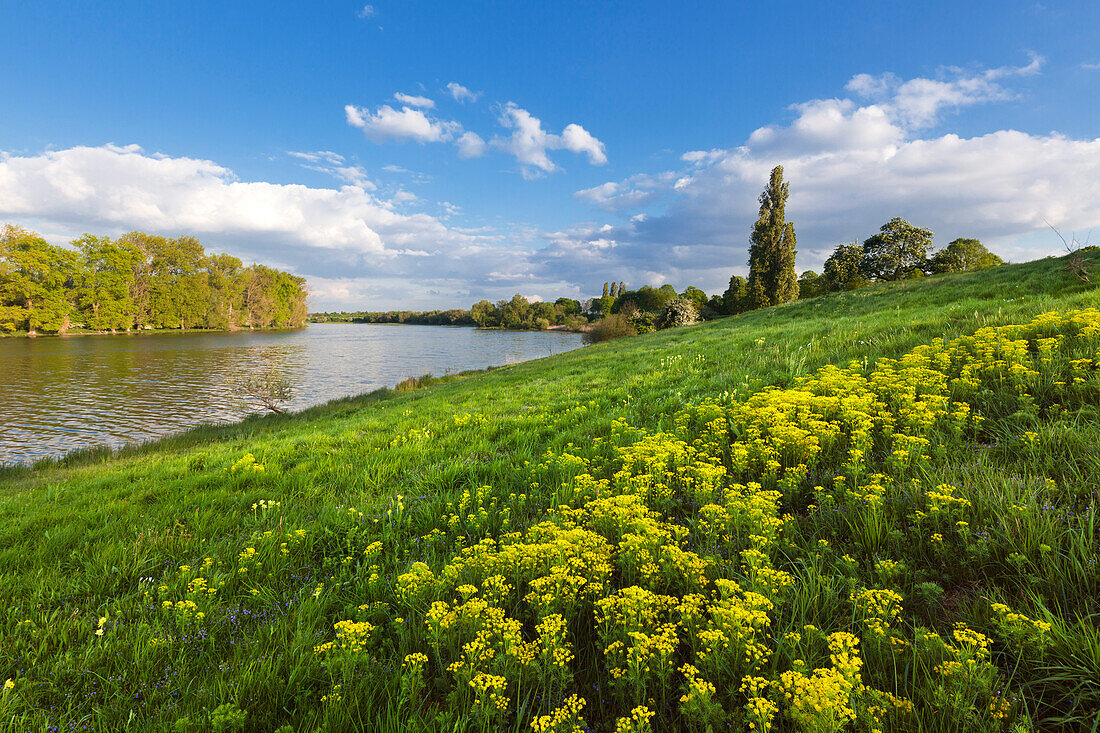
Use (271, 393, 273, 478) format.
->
(845, 53, 1043, 129)
(0, 144, 588, 309)
(445, 82, 481, 103)
(393, 92, 434, 108)
(356, 4, 376, 19)
(345, 103, 461, 143)
(566, 56, 1100, 294)
(491, 103, 607, 177)
(455, 131, 487, 159)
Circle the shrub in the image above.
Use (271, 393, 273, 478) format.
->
(582, 313, 637, 344)
(656, 298, 699, 330)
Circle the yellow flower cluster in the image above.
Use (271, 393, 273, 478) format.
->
(529, 693, 586, 733)
(227, 452, 264, 473)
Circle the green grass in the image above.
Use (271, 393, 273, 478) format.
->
(1, 254, 1099, 732)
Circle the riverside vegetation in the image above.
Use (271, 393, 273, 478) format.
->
(0, 225, 308, 335)
(1, 254, 1099, 732)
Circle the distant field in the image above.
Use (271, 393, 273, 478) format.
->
(2, 254, 1099, 732)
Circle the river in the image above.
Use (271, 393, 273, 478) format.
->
(0, 324, 585, 465)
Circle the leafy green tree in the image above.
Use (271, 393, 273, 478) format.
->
(0, 225, 76, 333)
(602, 282, 609, 298)
(861, 217, 934, 281)
(721, 275, 749, 315)
(680, 286, 709, 311)
(74, 234, 141, 331)
(613, 285, 677, 314)
(554, 297, 581, 317)
(927, 238, 1004, 274)
(747, 165, 798, 309)
(823, 243, 871, 291)
(797, 270, 825, 299)
(204, 253, 245, 330)
(470, 299, 498, 327)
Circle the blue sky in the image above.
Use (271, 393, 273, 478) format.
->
(2, 1, 1100, 309)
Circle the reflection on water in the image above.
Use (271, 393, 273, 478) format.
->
(0, 324, 584, 464)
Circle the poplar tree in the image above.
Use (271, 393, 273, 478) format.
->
(602, 282, 609, 298)
(746, 165, 798, 309)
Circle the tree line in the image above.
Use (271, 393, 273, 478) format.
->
(0, 225, 308, 335)
(717, 165, 1004, 315)
(316, 164, 1006, 341)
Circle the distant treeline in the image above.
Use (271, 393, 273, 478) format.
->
(1, 225, 307, 335)
(311, 309, 476, 326)
(312, 295, 590, 331)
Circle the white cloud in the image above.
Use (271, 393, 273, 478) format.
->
(575, 172, 675, 211)
(455, 131, 487, 159)
(0, 144, 601, 310)
(290, 150, 375, 190)
(560, 123, 607, 165)
(356, 4, 376, 19)
(845, 53, 1043, 129)
(565, 56, 1100, 294)
(393, 92, 435, 108)
(1083, 61, 1100, 70)
(345, 104, 461, 143)
(491, 103, 608, 177)
(446, 82, 482, 103)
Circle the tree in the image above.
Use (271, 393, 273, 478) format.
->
(204, 252, 245, 330)
(746, 165, 798, 309)
(555, 297, 581, 317)
(602, 282, 610, 298)
(927, 238, 1004, 274)
(470, 299, 497, 327)
(721, 275, 749, 315)
(680, 285, 709, 311)
(823, 243, 870, 291)
(798, 270, 825, 299)
(656, 297, 699, 330)
(0, 225, 76, 334)
(74, 235, 141, 331)
(861, 217, 934, 281)
(618, 281, 625, 298)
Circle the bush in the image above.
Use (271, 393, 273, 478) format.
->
(582, 313, 637, 344)
(656, 298, 699, 330)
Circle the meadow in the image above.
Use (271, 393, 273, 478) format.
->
(1, 254, 1099, 732)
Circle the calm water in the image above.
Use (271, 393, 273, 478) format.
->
(0, 324, 585, 464)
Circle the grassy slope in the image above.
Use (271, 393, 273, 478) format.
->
(1, 255, 1099, 731)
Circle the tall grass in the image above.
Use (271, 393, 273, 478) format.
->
(0, 255, 1098, 732)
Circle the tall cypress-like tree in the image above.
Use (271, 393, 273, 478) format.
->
(746, 165, 798, 309)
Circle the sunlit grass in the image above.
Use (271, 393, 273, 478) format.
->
(1, 255, 1098, 731)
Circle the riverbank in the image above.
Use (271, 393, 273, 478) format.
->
(0, 325, 307, 338)
(2, 255, 1099, 731)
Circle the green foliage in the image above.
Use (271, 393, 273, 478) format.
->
(613, 285, 678, 315)
(0, 224, 307, 334)
(747, 165, 798, 309)
(861, 217, 934, 281)
(655, 297, 699, 329)
(1, 255, 1098, 731)
(928, 238, 1005, 274)
(721, 275, 750, 315)
(797, 270, 825, 299)
(582, 312, 637, 343)
(0, 225, 77, 333)
(679, 286, 708, 311)
(823, 242, 871, 292)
